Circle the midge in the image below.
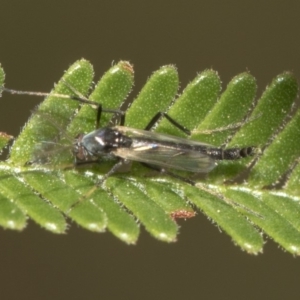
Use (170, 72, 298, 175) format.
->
(2, 85, 255, 187)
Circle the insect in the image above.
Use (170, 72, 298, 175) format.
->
(73, 105, 255, 188)
(2, 85, 255, 188)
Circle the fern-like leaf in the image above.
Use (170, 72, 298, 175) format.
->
(0, 59, 299, 254)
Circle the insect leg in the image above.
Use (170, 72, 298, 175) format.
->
(67, 159, 126, 212)
(95, 104, 102, 129)
(91, 159, 125, 189)
(61, 79, 126, 128)
(140, 164, 263, 218)
(144, 112, 191, 135)
(3, 84, 125, 127)
(135, 162, 263, 219)
(140, 163, 195, 186)
(94, 102, 125, 128)
(2, 86, 101, 107)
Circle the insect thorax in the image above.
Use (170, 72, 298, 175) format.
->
(73, 127, 132, 161)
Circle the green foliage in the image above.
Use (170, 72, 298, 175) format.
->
(0, 59, 299, 254)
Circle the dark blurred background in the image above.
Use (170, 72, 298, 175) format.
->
(0, 1, 299, 299)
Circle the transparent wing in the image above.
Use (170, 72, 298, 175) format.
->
(114, 126, 216, 173)
(29, 141, 73, 165)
